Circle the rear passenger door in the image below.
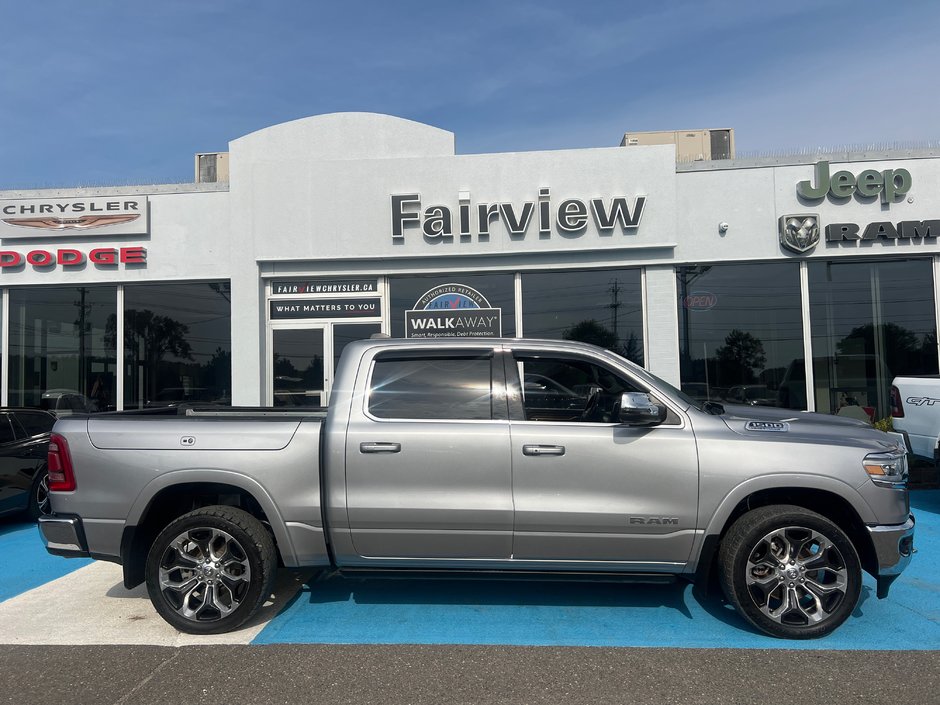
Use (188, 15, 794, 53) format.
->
(343, 347, 514, 562)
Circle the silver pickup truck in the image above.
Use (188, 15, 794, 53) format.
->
(39, 338, 914, 639)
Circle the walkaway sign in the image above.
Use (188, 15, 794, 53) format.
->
(405, 283, 502, 338)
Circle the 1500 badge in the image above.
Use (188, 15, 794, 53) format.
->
(745, 421, 789, 432)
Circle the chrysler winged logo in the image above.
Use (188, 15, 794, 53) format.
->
(779, 214, 820, 254)
(1, 214, 140, 231)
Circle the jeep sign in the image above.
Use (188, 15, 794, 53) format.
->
(797, 161, 911, 205)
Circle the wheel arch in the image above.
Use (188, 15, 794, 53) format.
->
(694, 476, 878, 595)
(120, 470, 296, 589)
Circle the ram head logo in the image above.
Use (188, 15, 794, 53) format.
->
(779, 214, 820, 254)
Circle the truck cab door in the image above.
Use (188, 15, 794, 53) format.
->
(342, 347, 513, 563)
(506, 349, 699, 569)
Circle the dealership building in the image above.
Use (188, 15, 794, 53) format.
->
(0, 112, 937, 419)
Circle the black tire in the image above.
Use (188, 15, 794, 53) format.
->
(145, 506, 278, 634)
(27, 465, 51, 520)
(718, 504, 861, 639)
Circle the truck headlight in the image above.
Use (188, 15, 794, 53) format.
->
(863, 450, 908, 488)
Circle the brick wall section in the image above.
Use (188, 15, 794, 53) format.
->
(644, 265, 681, 387)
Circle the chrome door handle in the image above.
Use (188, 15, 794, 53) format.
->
(522, 444, 565, 457)
(360, 442, 402, 454)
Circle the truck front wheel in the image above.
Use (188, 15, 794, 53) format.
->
(145, 506, 277, 634)
(718, 505, 861, 639)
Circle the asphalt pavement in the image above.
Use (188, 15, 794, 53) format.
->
(1, 644, 938, 705)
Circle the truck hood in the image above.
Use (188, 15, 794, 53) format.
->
(718, 404, 900, 451)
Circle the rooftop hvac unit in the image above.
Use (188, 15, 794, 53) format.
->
(194, 152, 230, 183)
(620, 128, 734, 161)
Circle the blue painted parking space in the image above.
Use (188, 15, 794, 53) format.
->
(0, 519, 92, 602)
(254, 490, 940, 649)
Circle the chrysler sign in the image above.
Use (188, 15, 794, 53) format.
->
(0, 196, 149, 239)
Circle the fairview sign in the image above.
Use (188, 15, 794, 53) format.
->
(391, 187, 646, 241)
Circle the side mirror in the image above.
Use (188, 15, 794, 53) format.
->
(618, 392, 668, 427)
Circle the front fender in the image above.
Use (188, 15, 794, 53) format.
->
(703, 473, 877, 538)
(687, 472, 876, 578)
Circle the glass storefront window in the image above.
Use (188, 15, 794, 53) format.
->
(9, 286, 117, 413)
(123, 282, 232, 408)
(521, 269, 643, 364)
(677, 263, 806, 409)
(389, 274, 516, 338)
(332, 323, 382, 372)
(809, 259, 937, 421)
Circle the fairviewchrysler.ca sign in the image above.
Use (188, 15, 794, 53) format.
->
(0, 196, 149, 239)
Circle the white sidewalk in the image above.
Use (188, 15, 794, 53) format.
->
(0, 561, 309, 646)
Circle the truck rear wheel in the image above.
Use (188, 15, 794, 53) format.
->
(145, 506, 277, 634)
(718, 505, 861, 639)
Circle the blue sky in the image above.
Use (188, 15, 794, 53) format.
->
(1, 1, 937, 189)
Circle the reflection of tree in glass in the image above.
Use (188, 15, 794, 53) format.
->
(272, 354, 323, 389)
(273, 353, 300, 380)
(622, 332, 643, 366)
(715, 329, 766, 384)
(835, 322, 923, 375)
(563, 319, 643, 364)
(304, 357, 324, 387)
(564, 320, 617, 349)
(108, 310, 192, 359)
(106, 311, 193, 399)
(205, 347, 231, 390)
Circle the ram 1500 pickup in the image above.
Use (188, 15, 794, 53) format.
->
(39, 338, 915, 639)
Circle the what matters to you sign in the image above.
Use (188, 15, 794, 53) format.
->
(270, 298, 380, 320)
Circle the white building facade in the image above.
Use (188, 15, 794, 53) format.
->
(1, 113, 937, 420)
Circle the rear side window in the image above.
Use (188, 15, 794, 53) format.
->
(16, 411, 56, 436)
(368, 355, 493, 420)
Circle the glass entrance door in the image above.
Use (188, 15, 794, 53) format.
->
(270, 323, 382, 407)
(272, 328, 326, 407)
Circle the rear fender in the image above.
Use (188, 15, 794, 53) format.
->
(126, 469, 298, 567)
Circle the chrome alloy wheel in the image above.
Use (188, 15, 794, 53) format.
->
(158, 527, 252, 623)
(744, 526, 849, 627)
(35, 473, 51, 516)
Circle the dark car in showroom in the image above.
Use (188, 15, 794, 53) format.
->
(0, 408, 56, 519)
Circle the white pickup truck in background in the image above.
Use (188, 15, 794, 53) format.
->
(891, 375, 940, 462)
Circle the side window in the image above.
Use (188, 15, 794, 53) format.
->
(368, 355, 494, 420)
(515, 356, 642, 423)
(0, 415, 16, 444)
(17, 412, 56, 436)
